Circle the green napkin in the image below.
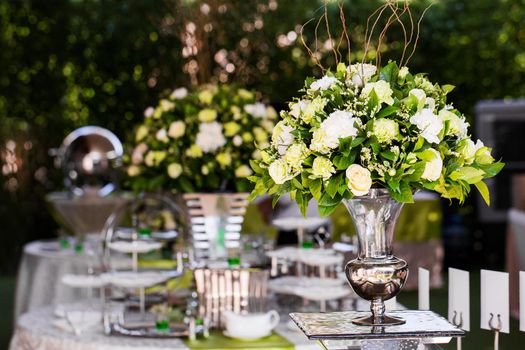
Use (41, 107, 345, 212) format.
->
(185, 330, 295, 350)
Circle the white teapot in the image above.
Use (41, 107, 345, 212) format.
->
(223, 310, 280, 339)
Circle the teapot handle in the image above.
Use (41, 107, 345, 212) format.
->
(267, 310, 280, 329)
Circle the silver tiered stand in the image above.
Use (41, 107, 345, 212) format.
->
(290, 310, 465, 350)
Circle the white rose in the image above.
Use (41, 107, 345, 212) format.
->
(310, 76, 339, 91)
(421, 148, 443, 181)
(361, 80, 394, 105)
(156, 128, 169, 142)
(195, 122, 226, 153)
(168, 121, 186, 138)
(347, 63, 377, 87)
(167, 163, 183, 179)
(409, 108, 443, 144)
(271, 121, 295, 155)
(244, 103, 267, 118)
(268, 159, 293, 184)
(170, 87, 188, 100)
(346, 164, 372, 196)
(144, 107, 155, 118)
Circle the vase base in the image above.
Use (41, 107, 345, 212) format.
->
(351, 314, 406, 326)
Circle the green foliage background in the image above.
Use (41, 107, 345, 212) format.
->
(0, 0, 524, 273)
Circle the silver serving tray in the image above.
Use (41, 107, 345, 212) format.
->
(108, 322, 203, 338)
(289, 310, 465, 340)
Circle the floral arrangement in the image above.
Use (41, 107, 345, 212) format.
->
(126, 84, 276, 193)
(248, 61, 504, 216)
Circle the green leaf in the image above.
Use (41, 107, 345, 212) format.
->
(380, 61, 399, 83)
(475, 180, 490, 206)
(376, 105, 399, 118)
(310, 178, 322, 200)
(272, 194, 281, 208)
(318, 192, 342, 217)
(247, 175, 259, 183)
(326, 174, 343, 198)
(319, 203, 340, 217)
(351, 136, 366, 148)
(368, 89, 379, 110)
(296, 191, 311, 217)
(442, 84, 455, 94)
(404, 162, 425, 182)
(455, 166, 485, 184)
(249, 160, 263, 174)
(389, 181, 414, 203)
(292, 177, 303, 190)
(380, 151, 396, 161)
(478, 162, 505, 178)
(319, 191, 342, 207)
(413, 136, 425, 152)
(333, 153, 356, 170)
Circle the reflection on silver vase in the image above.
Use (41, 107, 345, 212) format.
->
(343, 188, 408, 326)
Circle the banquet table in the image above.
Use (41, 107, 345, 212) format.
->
(9, 303, 320, 350)
(14, 239, 102, 322)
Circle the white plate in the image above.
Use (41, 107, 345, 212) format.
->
(223, 330, 271, 341)
(101, 271, 170, 288)
(107, 240, 162, 254)
(268, 276, 351, 300)
(266, 247, 337, 261)
(61, 274, 106, 288)
(271, 217, 328, 231)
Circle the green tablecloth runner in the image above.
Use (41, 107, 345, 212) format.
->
(184, 331, 295, 350)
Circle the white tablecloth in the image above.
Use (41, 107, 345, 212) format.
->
(14, 239, 101, 322)
(9, 303, 319, 350)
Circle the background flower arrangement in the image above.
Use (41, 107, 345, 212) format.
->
(248, 61, 504, 216)
(126, 85, 276, 193)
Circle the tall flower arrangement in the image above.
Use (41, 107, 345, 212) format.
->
(248, 62, 504, 216)
(126, 85, 276, 193)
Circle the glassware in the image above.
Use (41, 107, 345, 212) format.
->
(343, 188, 408, 326)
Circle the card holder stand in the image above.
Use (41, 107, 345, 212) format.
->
(488, 313, 502, 350)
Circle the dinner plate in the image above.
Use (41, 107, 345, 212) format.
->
(107, 240, 162, 254)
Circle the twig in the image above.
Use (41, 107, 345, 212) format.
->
(300, 18, 325, 72)
(405, 2, 433, 65)
(362, 3, 389, 65)
(339, 0, 351, 63)
(324, 0, 339, 65)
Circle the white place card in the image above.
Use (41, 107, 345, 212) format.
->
(418, 267, 430, 310)
(520, 271, 525, 332)
(385, 297, 397, 310)
(448, 267, 470, 331)
(480, 269, 509, 333)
